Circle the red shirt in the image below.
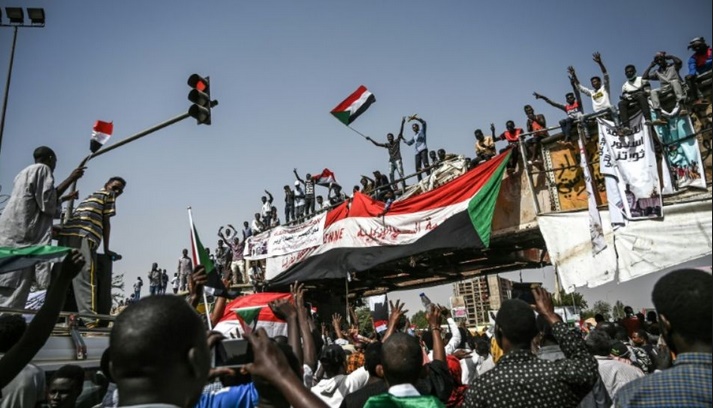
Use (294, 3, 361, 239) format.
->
(500, 128, 523, 143)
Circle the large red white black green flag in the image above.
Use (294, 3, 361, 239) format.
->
(248, 151, 512, 286)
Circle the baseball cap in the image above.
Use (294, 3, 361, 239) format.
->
(610, 341, 630, 358)
(294, 180, 300, 186)
(688, 36, 705, 49)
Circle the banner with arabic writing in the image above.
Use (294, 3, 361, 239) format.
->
(548, 139, 607, 211)
(244, 212, 327, 260)
(598, 111, 663, 220)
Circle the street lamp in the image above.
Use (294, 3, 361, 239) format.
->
(0, 7, 45, 160)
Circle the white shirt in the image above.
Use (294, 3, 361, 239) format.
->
(0, 362, 45, 408)
(621, 77, 648, 95)
(578, 73, 613, 112)
(260, 201, 271, 218)
(389, 383, 421, 397)
(594, 355, 645, 397)
(310, 367, 369, 407)
(427, 317, 461, 361)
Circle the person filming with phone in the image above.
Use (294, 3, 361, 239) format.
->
(463, 287, 599, 407)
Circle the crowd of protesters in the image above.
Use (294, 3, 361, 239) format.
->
(1, 266, 710, 407)
(0, 35, 711, 408)
(236, 37, 712, 231)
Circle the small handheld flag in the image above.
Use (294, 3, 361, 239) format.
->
(90, 120, 113, 153)
(330, 85, 376, 126)
(188, 207, 227, 297)
(313, 168, 339, 188)
(368, 294, 389, 333)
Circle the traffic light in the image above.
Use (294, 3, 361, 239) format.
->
(187, 74, 212, 125)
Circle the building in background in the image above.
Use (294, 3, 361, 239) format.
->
(453, 275, 512, 327)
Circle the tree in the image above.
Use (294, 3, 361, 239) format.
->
(411, 310, 428, 329)
(588, 300, 612, 321)
(112, 273, 125, 306)
(612, 300, 625, 320)
(355, 306, 374, 336)
(552, 289, 588, 309)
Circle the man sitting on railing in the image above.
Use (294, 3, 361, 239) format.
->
(434, 149, 457, 168)
(473, 129, 496, 166)
(619, 64, 654, 131)
(643, 52, 688, 125)
(251, 213, 265, 235)
(359, 177, 375, 197)
(493, 121, 524, 173)
(523, 105, 548, 165)
(371, 171, 393, 201)
(328, 184, 347, 206)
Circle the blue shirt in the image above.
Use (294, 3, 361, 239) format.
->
(614, 352, 712, 408)
(195, 383, 258, 408)
(404, 119, 428, 153)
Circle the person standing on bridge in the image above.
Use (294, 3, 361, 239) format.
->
(0, 146, 84, 309)
(403, 115, 430, 181)
(365, 117, 406, 191)
(57, 176, 126, 325)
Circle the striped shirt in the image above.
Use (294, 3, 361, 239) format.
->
(59, 189, 116, 247)
(614, 352, 712, 407)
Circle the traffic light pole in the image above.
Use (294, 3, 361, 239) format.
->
(63, 110, 192, 222)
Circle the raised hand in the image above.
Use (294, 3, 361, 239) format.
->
(191, 265, 208, 288)
(426, 304, 446, 328)
(290, 281, 306, 308)
(532, 286, 554, 316)
(592, 52, 602, 63)
(533, 92, 542, 99)
(269, 298, 297, 320)
(388, 299, 408, 328)
(244, 328, 292, 379)
(332, 313, 342, 329)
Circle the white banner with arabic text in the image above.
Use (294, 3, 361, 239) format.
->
(598, 112, 663, 220)
(245, 212, 327, 260)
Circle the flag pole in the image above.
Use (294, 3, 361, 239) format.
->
(203, 291, 213, 331)
(346, 125, 369, 139)
(188, 206, 213, 330)
(62, 112, 192, 224)
(345, 272, 351, 326)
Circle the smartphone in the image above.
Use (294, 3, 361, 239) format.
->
(511, 282, 541, 305)
(214, 339, 254, 368)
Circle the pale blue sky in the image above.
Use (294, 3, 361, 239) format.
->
(1, 1, 710, 313)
